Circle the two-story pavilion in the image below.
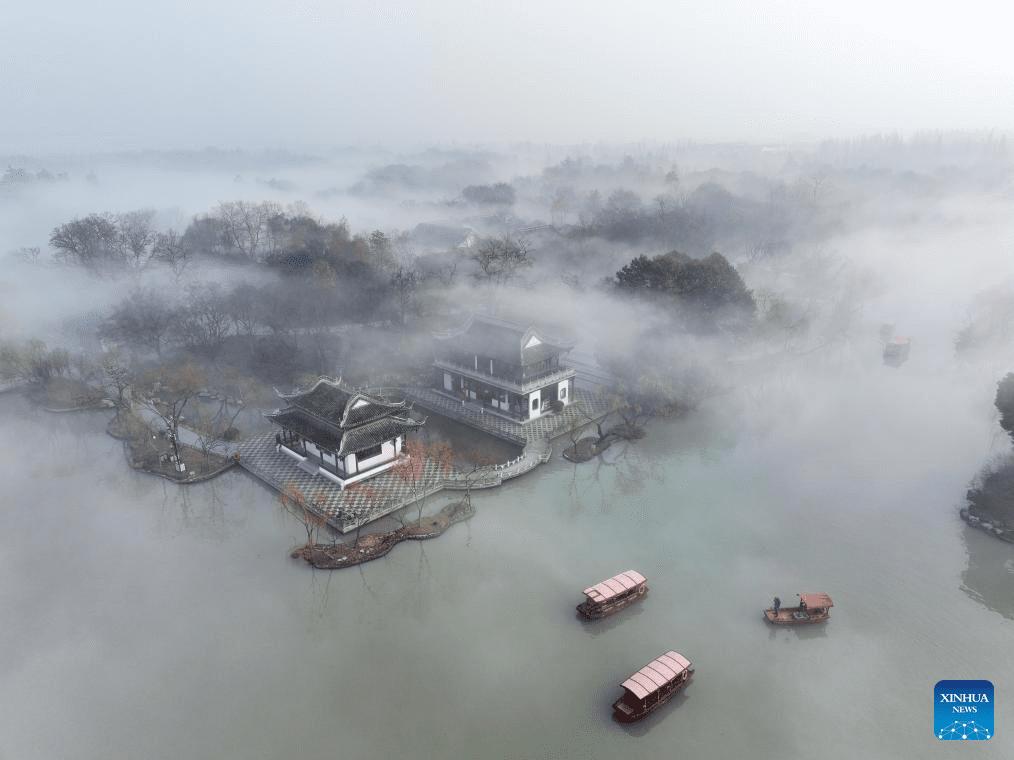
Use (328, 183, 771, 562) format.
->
(433, 315, 576, 422)
(266, 377, 424, 489)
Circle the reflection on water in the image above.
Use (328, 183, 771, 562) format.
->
(961, 524, 1014, 619)
(617, 687, 692, 738)
(418, 410, 523, 466)
(766, 621, 830, 641)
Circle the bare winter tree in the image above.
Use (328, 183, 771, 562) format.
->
(116, 209, 157, 278)
(49, 213, 120, 272)
(394, 439, 454, 524)
(389, 265, 420, 326)
(192, 411, 230, 472)
(457, 449, 496, 508)
(9, 246, 41, 265)
(181, 214, 231, 258)
(100, 347, 133, 409)
(225, 281, 262, 355)
(343, 482, 393, 547)
(215, 200, 280, 261)
(280, 484, 328, 547)
(180, 282, 231, 349)
(23, 339, 69, 384)
(102, 288, 177, 357)
(152, 228, 194, 280)
(139, 359, 205, 471)
(473, 235, 534, 285)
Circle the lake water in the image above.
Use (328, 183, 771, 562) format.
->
(1, 330, 1013, 759)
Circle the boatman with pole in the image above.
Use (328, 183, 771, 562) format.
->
(773, 596, 781, 615)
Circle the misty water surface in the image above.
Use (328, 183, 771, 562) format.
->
(1, 318, 1012, 759)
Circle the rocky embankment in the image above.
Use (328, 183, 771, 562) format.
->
(960, 505, 1014, 543)
(962, 463, 1014, 543)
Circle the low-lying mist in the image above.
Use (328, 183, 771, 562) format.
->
(4, 135, 1014, 760)
(3, 136, 1013, 419)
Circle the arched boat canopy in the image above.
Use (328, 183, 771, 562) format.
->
(800, 593, 833, 609)
(583, 570, 646, 603)
(621, 651, 692, 701)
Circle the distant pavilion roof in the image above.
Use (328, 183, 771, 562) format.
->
(620, 652, 693, 701)
(434, 314, 574, 366)
(583, 570, 646, 603)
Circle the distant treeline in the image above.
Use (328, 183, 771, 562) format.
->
(48, 202, 399, 276)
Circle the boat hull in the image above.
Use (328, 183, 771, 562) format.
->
(612, 672, 693, 723)
(763, 607, 830, 625)
(577, 585, 647, 620)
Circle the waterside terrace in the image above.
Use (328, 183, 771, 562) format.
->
(235, 387, 616, 533)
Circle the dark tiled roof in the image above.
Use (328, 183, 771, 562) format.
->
(337, 415, 424, 457)
(284, 381, 351, 418)
(341, 394, 409, 428)
(280, 380, 409, 426)
(268, 378, 423, 455)
(266, 410, 342, 450)
(435, 315, 573, 366)
(266, 410, 424, 456)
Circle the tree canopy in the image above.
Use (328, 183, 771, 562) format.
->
(615, 250, 755, 333)
(462, 183, 515, 205)
(996, 373, 1014, 442)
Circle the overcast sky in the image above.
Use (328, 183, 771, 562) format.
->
(4, 0, 1011, 153)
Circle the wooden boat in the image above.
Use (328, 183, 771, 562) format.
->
(764, 593, 833, 625)
(883, 337, 911, 366)
(612, 651, 693, 723)
(576, 570, 647, 620)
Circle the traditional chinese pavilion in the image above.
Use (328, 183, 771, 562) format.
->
(266, 377, 424, 489)
(433, 315, 576, 422)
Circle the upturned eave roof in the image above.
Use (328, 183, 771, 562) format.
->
(434, 314, 575, 366)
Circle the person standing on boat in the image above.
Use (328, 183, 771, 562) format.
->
(773, 597, 781, 615)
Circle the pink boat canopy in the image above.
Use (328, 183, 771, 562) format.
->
(799, 593, 833, 609)
(583, 570, 646, 603)
(620, 651, 693, 701)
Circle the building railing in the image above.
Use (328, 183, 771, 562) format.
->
(433, 359, 576, 394)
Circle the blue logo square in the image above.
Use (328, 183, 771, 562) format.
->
(935, 680, 993, 740)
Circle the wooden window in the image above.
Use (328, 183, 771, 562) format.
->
(358, 443, 383, 460)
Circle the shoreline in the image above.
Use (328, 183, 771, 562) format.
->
(960, 506, 1014, 543)
(291, 499, 475, 569)
(105, 407, 239, 483)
